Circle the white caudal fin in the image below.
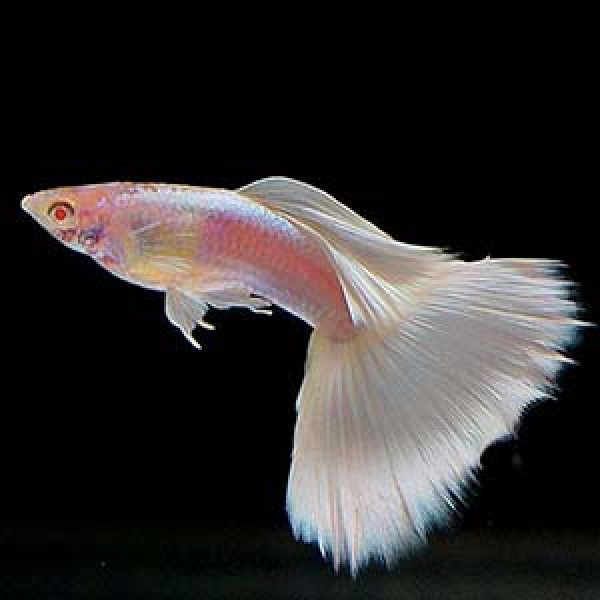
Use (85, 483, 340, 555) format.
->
(240, 178, 587, 574)
(288, 258, 585, 575)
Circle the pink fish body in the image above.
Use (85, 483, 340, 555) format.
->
(22, 177, 585, 574)
(23, 182, 353, 341)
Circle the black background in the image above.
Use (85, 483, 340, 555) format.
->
(2, 10, 598, 599)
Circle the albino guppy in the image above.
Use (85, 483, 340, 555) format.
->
(22, 177, 585, 574)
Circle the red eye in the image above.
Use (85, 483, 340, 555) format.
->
(47, 201, 74, 222)
(54, 206, 67, 221)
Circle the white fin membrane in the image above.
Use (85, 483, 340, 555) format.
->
(289, 258, 583, 575)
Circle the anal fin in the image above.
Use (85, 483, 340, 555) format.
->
(165, 282, 272, 349)
(200, 283, 272, 314)
(165, 288, 214, 349)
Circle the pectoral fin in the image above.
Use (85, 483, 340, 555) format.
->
(165, 282, 272, 348)
(127, 220, 198, 282)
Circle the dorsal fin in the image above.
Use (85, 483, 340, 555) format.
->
(239, 177, 392, 239)
(238, 177, 449, 325)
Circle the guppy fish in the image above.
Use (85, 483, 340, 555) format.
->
(22, 177, 584, 574)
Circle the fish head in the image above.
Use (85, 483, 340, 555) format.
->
(21, 183, 129, 269)
(22, 186, 85, 249)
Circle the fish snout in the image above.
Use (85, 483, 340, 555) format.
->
(21, 194, 33, 214)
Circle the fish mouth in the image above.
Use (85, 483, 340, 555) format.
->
(21, 195, 33, 214)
